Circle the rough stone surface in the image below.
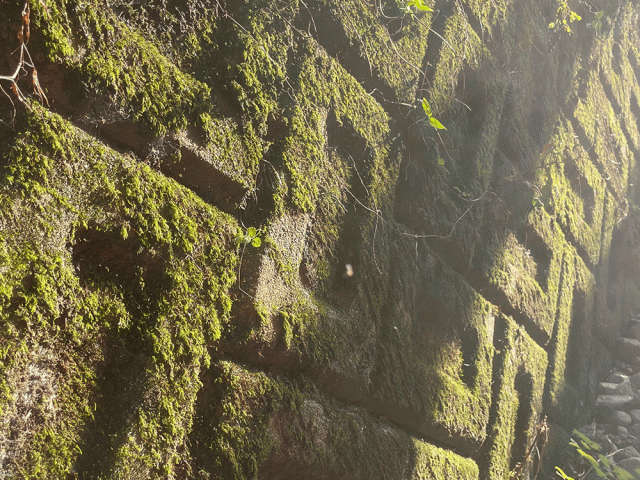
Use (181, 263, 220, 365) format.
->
(611, 411, 633, 427)
(600, 378, 634, 397)
(614, 446, 640, 462)
(597, 395, 635, 408)
(1, 0, 640, 479)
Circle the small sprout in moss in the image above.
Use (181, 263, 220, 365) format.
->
(421, 98, 446, 130)
(235, 226, 262, 248)
(404, 0, 433, 16)
(532, 196, 544, 209)
(453, 186, 470, 199)
(587, 10, 604, 35)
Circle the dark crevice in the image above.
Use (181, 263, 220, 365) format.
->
(460, 327, 480, 388)
(510, 369, 534, 471)
(565, 289, 586, 387)
(35, 59, 248, 214)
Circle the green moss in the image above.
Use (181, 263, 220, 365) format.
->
(279, 40, 391, 214)
(190, 361, 479, 479)
(483, 314, 547, 480)
(189, 361, 301, 479)
(486, 231, 551, 334)
(429, 10, 489, 113)
(464, 0, 511, 34)
(412, 440, 479, 479)
(594, 3, 640, 150)
(30, 1, 264, 192)
(0, 108, 238, 477)
(533, 119, 607, 266)
(312, 0, 432, 103)
(573, 70, 631, 200)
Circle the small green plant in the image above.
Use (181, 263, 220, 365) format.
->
(235, 226, 262, 248)
(421, 98, 446, 130)
(587, 10, 605, 35)
(548, 0, 581, 33)
(554, 430, 635, 480)
(403, 0, 433, 17)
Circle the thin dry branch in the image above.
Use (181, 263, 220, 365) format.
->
(0, 1, 48, 124)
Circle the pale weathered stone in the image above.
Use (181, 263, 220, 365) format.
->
(614, 445, 639, 462)
(608, 372, 631, 384)
(630, 410, 640, 424)
(600, 378, 634, 397)
(596, 395, 635, 408)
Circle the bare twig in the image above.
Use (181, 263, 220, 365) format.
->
(0, 1, 48, 124)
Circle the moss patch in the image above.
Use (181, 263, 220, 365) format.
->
(482, 314, 547, 480)
(0, 108, 237, 478)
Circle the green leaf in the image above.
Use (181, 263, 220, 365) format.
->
(406, 0, 433, 12)
(437, 158, 445, 166)
(251, 237, 262, 248)
(429, 116, 447, 130)
(572, 430, 601, 451)
(555, 467, 574, 480)
(421, 98, 432, 117)
(247, 227, 257, 237)
(549, 22, 555, 29)
(612, 465, 635, 480)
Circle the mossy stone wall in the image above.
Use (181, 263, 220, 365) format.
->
(1, 0, 639, 478)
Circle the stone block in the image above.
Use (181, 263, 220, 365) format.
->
(629, 422, 640, 438)
(600, 378, 634, 397)
(608, 372, 631, 384)
(596, 395, 635, 408)
(611, 411, 633, 426)
(615, 446, 639, 463)
(614, 337, 640, 364)
(630, 410, 640, 424)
